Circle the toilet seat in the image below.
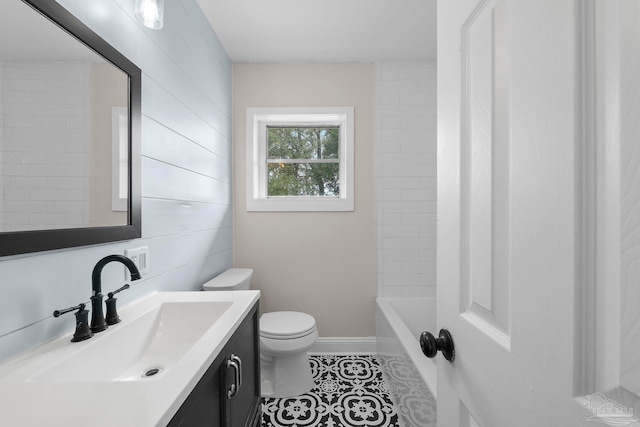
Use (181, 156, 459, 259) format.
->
(260, 311, 316, 340)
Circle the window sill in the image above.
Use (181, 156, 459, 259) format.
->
(246, 196, 354, 212)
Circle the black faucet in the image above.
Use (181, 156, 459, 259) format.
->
(90, 254, 142, 333)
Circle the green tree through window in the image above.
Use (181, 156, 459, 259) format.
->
(267, 127, 340, 197)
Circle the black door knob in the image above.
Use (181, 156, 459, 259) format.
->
(420, 329, 455, 362)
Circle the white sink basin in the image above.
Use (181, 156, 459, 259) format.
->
(0, 290, 260, 427)
(30, 300, 233, 383)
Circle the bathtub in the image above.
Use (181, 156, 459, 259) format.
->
(376, 298, 437, 427)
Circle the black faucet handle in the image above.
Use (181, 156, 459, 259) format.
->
(107, 283, 130, 299)
(105, 284, 130, 325)
(53, 303, 93, 342)
(53, 303, 85, 318)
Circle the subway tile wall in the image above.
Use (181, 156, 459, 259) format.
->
(376, 62, 436, 298)
(1, 62, 90, 231)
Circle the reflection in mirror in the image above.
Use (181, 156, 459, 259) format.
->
(0, 0, 141, 256)
(0, 0, 129, 232)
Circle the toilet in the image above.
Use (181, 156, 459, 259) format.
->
(202, 268, 318, 398)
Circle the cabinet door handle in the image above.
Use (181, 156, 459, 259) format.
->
(230, 354, 242, 390)
(226, 354, 242, 399)
(226, 358, 240, 399)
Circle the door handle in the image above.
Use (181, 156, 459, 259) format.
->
(420, 328, 455, 362)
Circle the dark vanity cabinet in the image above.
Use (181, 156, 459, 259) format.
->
(168, 302, 261, 427)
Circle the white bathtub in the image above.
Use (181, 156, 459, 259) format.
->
(376, 298, 437, 427)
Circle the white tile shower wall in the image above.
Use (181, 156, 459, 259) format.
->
(0, 0, 232, 361)
(1, 62, 90, 231)
(376, 62, 436, 298)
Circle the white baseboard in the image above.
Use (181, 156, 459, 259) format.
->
(309, 337, 377, 355)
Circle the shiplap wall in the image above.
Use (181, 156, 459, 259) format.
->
(0, 0, 232, 361)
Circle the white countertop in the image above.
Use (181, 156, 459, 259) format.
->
(0, 290, 260, 426)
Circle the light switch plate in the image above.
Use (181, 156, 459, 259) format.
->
(124, 246, 149, 279)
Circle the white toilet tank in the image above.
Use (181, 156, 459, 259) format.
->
(202, 268, 253, 291)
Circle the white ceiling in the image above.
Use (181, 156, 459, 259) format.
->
(196, 0, 437, 63)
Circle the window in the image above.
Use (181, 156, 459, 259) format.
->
(111, 106, 128, 212)
(246, 107, 354, 211)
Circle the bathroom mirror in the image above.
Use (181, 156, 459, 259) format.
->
(0, 0, 142, 256)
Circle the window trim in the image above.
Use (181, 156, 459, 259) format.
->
(246, 107, 355, 212)
(112, 106, 128, 212)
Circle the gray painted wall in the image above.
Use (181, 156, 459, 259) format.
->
(0, 0, 232, 361)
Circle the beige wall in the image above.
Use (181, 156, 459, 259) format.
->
(233, 63, 377, 337)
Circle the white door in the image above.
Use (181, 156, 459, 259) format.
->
(436, 0, 640, 425)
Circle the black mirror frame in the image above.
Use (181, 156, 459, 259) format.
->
(0, 0, 142, 257)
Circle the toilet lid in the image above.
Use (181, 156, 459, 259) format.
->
(260, 311, 316, 339)
(202, 268, 253, 291)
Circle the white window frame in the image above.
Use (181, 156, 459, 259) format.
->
(111, 106, 128, 212)
(246, 106, 354, 212)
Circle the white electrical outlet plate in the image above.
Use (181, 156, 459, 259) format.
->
(124, 246, 149, 279)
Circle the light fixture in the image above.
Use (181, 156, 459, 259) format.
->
(135, 0, 164, 30)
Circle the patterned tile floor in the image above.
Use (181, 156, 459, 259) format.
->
(262, 355, 400, 427)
